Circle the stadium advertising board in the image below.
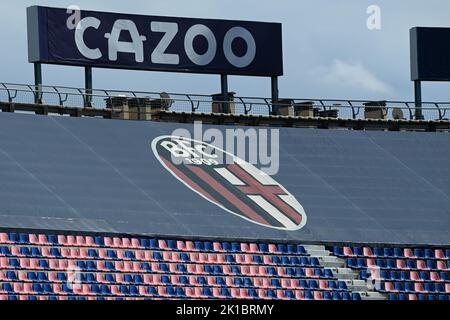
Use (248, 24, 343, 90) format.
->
(410, 27, 450, 81)
(27, 6, 283, 76)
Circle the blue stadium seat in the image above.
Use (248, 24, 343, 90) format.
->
(167, 240, 177, 250)
(426, 260, 437, 270)
(119, 285, 129, 295)
(95, 236, 104, 246)
(380, 270, 390, 280)
(297, 245, 307, 255)
(231, 266, 240, 274)
(271, 279, 281, 288)
(388, 293, 398, 300)
(124, 274, 135, 283)
(383, 248, 393, 258)
(357, 258, 367, 268)
(248, 289, 258, 298)
(148, 286, 157, 296)
(428, 295, 437, 301)
(424, 248, 435, 259)
(100, 285, 111, 295)
(419, 271, 430, 281)
(37, 272, 48, 282)
(161, 275, 171, 284)
(9, 258, 19, 268)
(295, 268, 305, 277)
(281, 256, 291, 265)
(445, 249, 450, 259)
(47, 235, 58, 244)
(221, 288, 231, 298)
(332, 292, 342, 300)
(338, 281, 347, 290)
(311, 257, 320, 267)
(204, 241, 213, 252)
(286, 290, 295, 299)
(180, 253, 190, 262)
(105, 261, 115, 270)
(398, 293, 408, 300)
(360, 270, 369, 280)
(300, 257, 310, 266)
(347, 258, 357, 268)
(267, 290, 277, 299)
(342, 292, 351, 300)
(299, 280, 309, 289)
(221, 242, 231, 252)
(2, 283, 13, 293)
(440, 272, 448, 281)
(277, 244, 287, 253)
(86, 273, 96, 283)
(77, 261, 87, 270)
(393, 248, 404, 258)
(424, 283, 435, 293)
(88, 249, 98, 258)
(153, 252, 163, 261)
(27, 271, 37, 281)
(19, 234, 29, 244)
(8, 295, 17, 301)
(287, 244, 297, 254)
(353, 247, 363, 256)
(438, 295, 447, 300)
(203, 287, 213, 298)
(149, 239, 158, 249)
(231, 243, 240, 252)
(373, 247, 383, 257)
(107, 250, 117, 259)
(194, 241, 204, 251)
(20, 247, 31, 256)
(105, 273, 115, 283)
(177, 264, 187, 273)
(91, 284, 100, 294)
(32, 283, 43, 294)
(125, 251, 135, 260)
(394, 282, 404, 292)
(328, 281, 337, 290)
(390, 271, 400, 281)
(414, 249, 424, 258)
(309, 280, 319, 290)
(0, 246, 10, 256)
(418, 294, 427, 300)
(314, 268, 324, 278)
(352, 293, 361, 300)
(6, 271, 17, 281)
(304, 291, 313, 300)
(400, 271, 410, 281)
(175, 287, 185, 297)
(253, 255, 263, 264)
(43, 283, 53, 294)
(86, 261, 96, 271)
(272, 256, 281, 265)
(259, 243, 268, 253)
(376, 259, 386, 268)
(404, 282, 414, 293)
(8, 233, 18, 243)
(406, 260, 416, 269)
(57, 272, 66, 282)
(386, 259, 396, 269)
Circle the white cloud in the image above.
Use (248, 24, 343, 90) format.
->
(312, 59, 392, 95)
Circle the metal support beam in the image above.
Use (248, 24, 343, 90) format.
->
(34, 63, 42, 104)
(220, 74, 229, 113)
(414, 80, 423, 120)
(85, 66, 93, 108)
(271, 76, 279, 103)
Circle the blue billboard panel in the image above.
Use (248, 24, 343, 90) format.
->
(411, 27, 450, 81)
(27, 6, 283, 76)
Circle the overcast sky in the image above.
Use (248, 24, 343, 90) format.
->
(2, 0, 450, 101)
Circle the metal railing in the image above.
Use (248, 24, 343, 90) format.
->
(1, 82, 449, 121)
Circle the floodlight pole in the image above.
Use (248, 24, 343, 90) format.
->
(220, 74, 229, 113)
(34, 63, 42, 104)
(85, 66, 93, 108)
(414, 80, 423, 120)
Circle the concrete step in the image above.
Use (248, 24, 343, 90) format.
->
(334, 267, 360, 280)
(360, 291, 387, 300)
(303, 245, 327, 252)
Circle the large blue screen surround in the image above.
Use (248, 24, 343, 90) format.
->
(0, 112, 449, 246)
(27, 6, 283, 76)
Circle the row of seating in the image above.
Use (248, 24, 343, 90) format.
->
(0, 283, 360, 300)
(388, 293, 449, 301)
(346, 257, 448, 271)
(0, 258, 333, 279)
(0, 271, 347, 290)
(334, 246, 450, 260)
(377, 281, 449, 294)
(0, 246, 317, 266)
(360, 269, 449, 282)
(0, 233, 307, 255)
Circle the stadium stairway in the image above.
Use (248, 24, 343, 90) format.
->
(303, 245, 386, 300)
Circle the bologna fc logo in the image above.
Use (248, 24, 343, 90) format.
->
(152, 136, 307, 231)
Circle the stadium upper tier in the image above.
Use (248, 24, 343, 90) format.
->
(0, 112, 449, 245)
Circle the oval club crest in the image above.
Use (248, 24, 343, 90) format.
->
(152, 136, 307, 231)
